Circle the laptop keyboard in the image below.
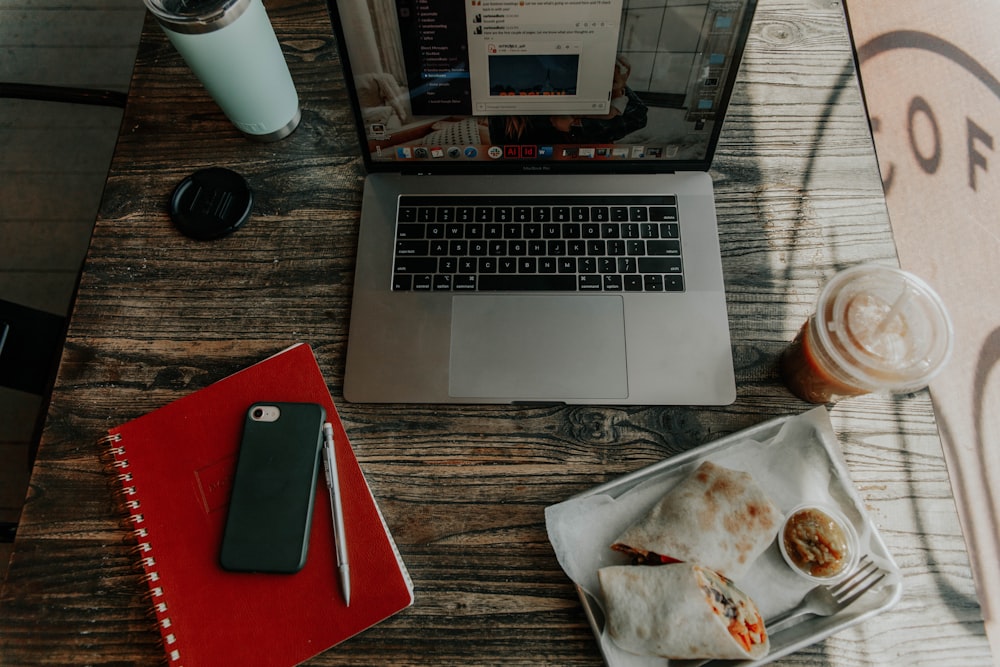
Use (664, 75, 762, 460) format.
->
(391, 195, 683, 293)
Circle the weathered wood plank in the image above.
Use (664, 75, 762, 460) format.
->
(0, 0, 991, 665)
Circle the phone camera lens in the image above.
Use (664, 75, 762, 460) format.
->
(252, 408, 264, 419)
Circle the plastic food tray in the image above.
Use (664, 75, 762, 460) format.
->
(544, 407, 903, 667)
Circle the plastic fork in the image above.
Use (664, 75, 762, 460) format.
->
(766, 555, 886, 635)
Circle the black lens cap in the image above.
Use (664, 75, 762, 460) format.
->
(169, 167, 253, 240)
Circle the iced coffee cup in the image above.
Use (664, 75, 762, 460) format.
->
(781, 264, 953, 403)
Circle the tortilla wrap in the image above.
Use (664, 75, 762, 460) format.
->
(599, 563, 769, 660)
(611, 461, 780, 578)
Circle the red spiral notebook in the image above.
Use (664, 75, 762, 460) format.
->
(99, 344, 413, 666)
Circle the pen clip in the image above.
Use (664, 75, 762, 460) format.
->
(323, 423, 336, 480)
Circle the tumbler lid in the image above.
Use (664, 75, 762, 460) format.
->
(169, 167, 253, 240)
(143, 0, 250, 33)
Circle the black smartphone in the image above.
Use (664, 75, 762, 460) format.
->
(220, 402, 325, 573)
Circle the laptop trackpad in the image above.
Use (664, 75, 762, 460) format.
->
(449, 295, 628, 400)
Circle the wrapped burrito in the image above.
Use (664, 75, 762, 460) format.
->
(599, 563, 769, 660)
(612, 461, 780, 578)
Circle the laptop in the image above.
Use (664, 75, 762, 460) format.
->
(326, 0, 756, 404)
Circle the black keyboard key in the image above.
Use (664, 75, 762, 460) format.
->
(579, 275, 602, 291)
(624, 275, 643, 291)
(514, 207, 532, 222)
(495, 207, 513, 222)
(572, 206, 590, 222)
(553, 207, 571, 222)
(396, 240, 429, 256)
(562, 223, 580, 238)
(640, 223, 659, 238)
(591, 207, 609, 222)
(661, 223, 680, 239)
(457, 207, 474, 222)
(543, 223, 561, 238)
(394, 257, 437, 273)
(644, 275, 664, 291)
(396, 224, 425, 239)
(413, 274, 433, 290)
(533, 207, 551, 222)
(610, 206, 629, 221)
(582, 223, 600, 238)
(650, 206, 678, 222)
(475, 207, 493, 222)
(398, 207, 417, 222)
(603, 275, 623, 291)
(454, 275, 477, 290)
(485, 223, 503, 239)
(629, 206, 648, 222)
(427, 223, 445, 239)
(437, 207, 455, 222)
(434, 275, 453, 290)
(503, 223, 522, 239)
(393, 274, 413, 290)
(601, 223, 620, 238)
(465, 223, 483, 239)
(665, 275, 684, 291)
(438, 257, 459, 273)
(638, 257, 683, 273)
(418, 207, 435, 222)
(646, 240, 681, 256)
(478, 275, 576, 291)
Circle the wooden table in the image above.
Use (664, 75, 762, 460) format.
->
(0, 0, 992, 664)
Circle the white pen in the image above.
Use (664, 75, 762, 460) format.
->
(322, 422, 350, 606)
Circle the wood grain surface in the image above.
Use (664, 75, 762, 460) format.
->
(0, 0, 992, 664)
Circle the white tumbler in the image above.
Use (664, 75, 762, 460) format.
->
(144, 0, 301, 141)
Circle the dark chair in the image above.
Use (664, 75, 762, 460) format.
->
(0, 82, 126, 108)
(0, 299, 67, 397)
(0, 300, 66, 544)
(0, 83, 122, 544)
(0, 82, 123, 395)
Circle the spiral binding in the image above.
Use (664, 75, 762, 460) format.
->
(98, 432, 181, 664)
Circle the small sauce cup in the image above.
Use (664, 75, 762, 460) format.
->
(778, 503, 860, 584)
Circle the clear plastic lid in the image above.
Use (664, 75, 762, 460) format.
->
(815, 264, 953, 393)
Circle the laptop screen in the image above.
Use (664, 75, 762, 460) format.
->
(328, 0, 756, 173)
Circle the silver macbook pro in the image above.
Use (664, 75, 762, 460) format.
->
(326, 0, 755, 404)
